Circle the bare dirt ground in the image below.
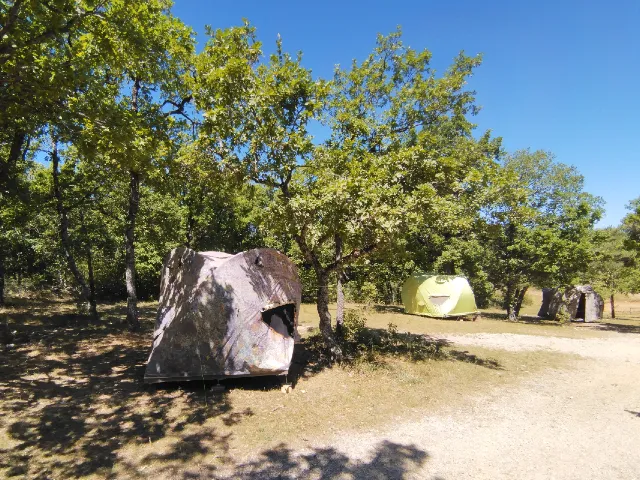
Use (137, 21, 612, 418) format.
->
(220, 331, 640, 480)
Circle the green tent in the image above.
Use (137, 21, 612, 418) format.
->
(401, 274, 478, 318)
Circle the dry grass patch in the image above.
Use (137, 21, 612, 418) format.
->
(297, 303, 610, 340)
(0, 298, 581, 478)
(295, 289, 640, 340)
(217, 344, 573, 444)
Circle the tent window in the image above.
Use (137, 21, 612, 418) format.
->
(429, 295, 450, 307)
(262, 303, 295, 337)
(576, 293, 586, 320)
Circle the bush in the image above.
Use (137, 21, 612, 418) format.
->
(373, 322, 445, 362)
(340, 309, 366, 344)
(359, 282, 379, 304)
(304, 308, 449, 366)
(555, 307, 571, 324)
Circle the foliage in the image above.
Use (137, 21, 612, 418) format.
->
(554, 306, 572, 324)
(0, 8, 623, 346)
(193, 21, 322, 182)
(339, 309, 368, 344)
(622, 198, 640, 255)
(306, 309, 447, 366)
(1, 0, 192, 186)
(480, 150, 603, 318)
(586, 228, 638, 298)
(261, 28, 499, 345)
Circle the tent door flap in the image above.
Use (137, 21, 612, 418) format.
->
(262, 303, 295, 337)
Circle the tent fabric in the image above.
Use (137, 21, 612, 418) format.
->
(144, 247, 301, 383)
(538, 285, 604, 322)
(401, 274, 478, 318)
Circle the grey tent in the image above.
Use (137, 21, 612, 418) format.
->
(144, 247, 301, 383)
(538, 285, 604, 322)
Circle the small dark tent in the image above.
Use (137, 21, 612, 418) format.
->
(538, 285, 604, 322)
(144, 247, 301, 383)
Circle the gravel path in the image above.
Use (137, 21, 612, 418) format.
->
(222, 332, 640, 479)
(438, 332, 640, 362)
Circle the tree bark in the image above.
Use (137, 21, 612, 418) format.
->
(335, 235, 345, 337)
(0, 130, 26, 191)
(79, 211, 98, 318)
(0, 248, 7, 344)
(51, 137, 94, 315)
(513, 286, 528, 318)
(610, 294, 615, 319)
(125, 78, 141, 331)
(336, 276, 345, 334)
(316, 270, 333, 340)
(87, 245, 97, 317)
(316, 269, 343, 360)
(504, 284, 515, 320)
(185, 207, 194, 248)
(0, 249, 5, 306)
(125, 169, 140, 331)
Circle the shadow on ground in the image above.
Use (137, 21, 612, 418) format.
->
(447, 349, 503, 369)
(290, 327, 504, 385)
(0, 299, 498, 478)
(216, 440, 429, 479)
(0, 301, 242, 478)
(478, 312, 566, 326)
(373, 305, 405, 314)
(589, 322, 640, 334)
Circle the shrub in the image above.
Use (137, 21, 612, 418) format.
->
(340, 309, 366, 344)
(555, 307, 571, 324)
(305, 309, 449, 366)
(360, 282, 379, 304)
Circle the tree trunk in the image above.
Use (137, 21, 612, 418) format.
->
(0, 249, 7, 344)
(0, 130, 25, 191)
(0, 250, 5, 306)
(185, 207, 194, 248)
(79, 211, 98, 318)
(51, 137, 94, 315)
(316, 269, 342, 360)
(610, 294, 615, 319)
(504, 284, 515, 320)
(336, 276, 345, 334)
(87, 245, 97, 318)
(316, 270, 333, 340)
(125, 169, 140, 331)
(125, 78, 141, 331)
(335, 235, 344, 337)
(513, 286, 528, 318)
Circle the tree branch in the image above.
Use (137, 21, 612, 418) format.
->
(163, 95, 193, 117)
(325, 243, 377, 273)
(0, 4, 106, 62)
(294, 231, 323, 273)
(0, 0, 23, 40)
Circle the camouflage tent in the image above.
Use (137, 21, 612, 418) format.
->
(538, 285, 604, 322)
(144, 247, 301, 383)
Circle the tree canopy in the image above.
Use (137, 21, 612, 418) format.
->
(1, 6, 634, 346)
(480, 149, 603, 318)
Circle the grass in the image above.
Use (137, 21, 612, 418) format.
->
(296, 289, 640, 340)
(0, 293, 625, 478)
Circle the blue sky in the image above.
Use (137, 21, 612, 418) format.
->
(172, 0, 639, 227)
